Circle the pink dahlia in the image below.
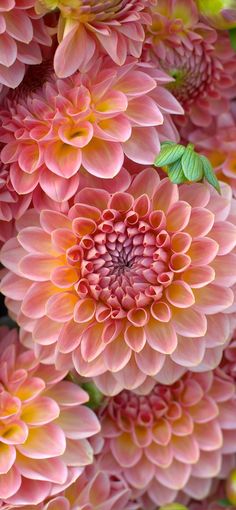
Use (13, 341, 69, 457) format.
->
(144, 0, 236, 127)
(1, 168, 236, 393)
(35, 0, 152, 77)
(189, 104, 236, 197)
(0, 0, 51, 93)
(98, 368, 236, 506)
(0, 326, 100, 506)
(3, 466, 133, 510)
(0, 57, 182, 201)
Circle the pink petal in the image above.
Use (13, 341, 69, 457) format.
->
(123, 126, 160, 164)
(19, 253, 58, 281)
(44, 141, 82, 178)
(125, 454, 155, 488)
(21, 397, 60, 426)
(22, 281, 57, 319)
(210, 221, 236, 255)
(165, 281, 195, 308)
(54, 24, 96, 78)
(103, 338, 131, 372)
(153, 177, 178, 213)
(82, 139, 124, 178)
(126, 96, 163, 126)
(172, 435, 200, 464)
(18, 227, 53, 254)
(0, 466, 21, 499)
(46, 292, 78, 322)
(172, 309, 207, 337)
(194, 284, 234, 313)
(135, 343, 165, 376)
(0, 443, 16, 474)
(194, 420, 223, 451)
(16, 455, 67, 484)
(171, 336, 205, 367)
(166, 201, 191, 232)
(57, 406, 100, 439)
(155, 459, 191, 490)
(62, 438, 93, 466)
(46, 381, 88, 407)
(17, 424, 66, 459)
(39, 166, 80, 202)
(145, 318, 178, 354)
(111, 433, 142, 467)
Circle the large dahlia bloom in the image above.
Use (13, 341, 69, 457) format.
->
(0, 0, 51, 93)
(144, 0, 236, 127)
(98, 368, 236, 507)
(1, 168, 236, 393)
(0, 326, 100, 506)
(35, 0, 152, 77)
(0, 58, 182, 201)
(189, 104, 236, 197)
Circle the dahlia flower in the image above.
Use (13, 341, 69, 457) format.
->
(189, 105, 236, 197)
(0, 326, 100, 506)
(0, 57, 182, 202)
(35, 0, 152, 77)
(0, 0, 51, 93)
(1, 466, 133, 510)
(1, 168, 236, 394)
(145, 0, 236, 127)
(98, 368, 236, 506)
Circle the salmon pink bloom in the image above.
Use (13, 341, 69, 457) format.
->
(0, 326, 100, 506)
(35, 0, 152, 77)
(0, 58, 182, 201)
(145, 0, 236, 127)
(1, 168, 236, 392)
(98, 368, 236, 507)
(0, 0, 51, 93)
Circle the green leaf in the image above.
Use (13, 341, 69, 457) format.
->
(200, 154, 221, 193)
(168, 159, 187, 184)
(154, 144, 185, 167)
(229, 28, 236, 51)
(181, 148, 204, 181)
(81, 382, 104, 410)
(218, 498, 232, 507)
(159, 504, 188, 510)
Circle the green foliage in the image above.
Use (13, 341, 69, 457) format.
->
(218, 498, 232, 507)
(159, 504, 188, 510)
(229, 27, 236, 51)
(154, 142, 221, 193)
(81, 381, 104, 410)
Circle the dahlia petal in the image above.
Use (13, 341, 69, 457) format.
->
(10, 163, 39, 194)
(54, 24, 96, 78)
(111, 433, 142, 468)
(0, 273, 31, 300)
(212, 253, 236, 287)
(221, 430, 236, 454)
(124, 325, 146, 352)
(57, 320, 84, 354)
(17, 227, 53, 254)
(51, 266, 79, 288)
(145, 318, 178, 354)
(19, 254, 58, 282)
(45, 381, 88, 407)
(103, 338, 131, 372)
(171, 336, 205, 367)
(182, 265, 215, 288)
(186, 208, 214, 237)
(0, 32, 17, 66)
(126, 96, 163, 126)
(210, 221, 236, 255)
(73, 347, 106, 377)
(128, 167, 160, 199)
(22, 281, 57, 319)
(155, 459, 191, 490)
(191, 450, 222, 478)
(148, 479, 177, 507)
(146, 442, 173, 467)
(0, 237, 26, 275)
(218, 400, 236, 429)
(171, 412, 194, 436)
(18, 144, 41, 174)
(194, 420, 223, 451)
(0, 443, 16, 474)
(114, 355, 147, 390)
(184, 476, 212, 499)
(132, 425, 152, 448)
(15, 455, 67, 484)
(0, 59, 24, 88)
(172, 435, 200, 464)
(172, 309, 207, 337)
(4, 10, 33, 43)
(17, 424, 66, 459)
(155, 356, 186, 385)
(44, 141, 82, 178)
(125, 454, 155, 488)
(57, 406, 100, 439)
(80, 323, 107, 362)
(152, 178, 179, 213)
(39, 167, 80, 202)
(165, 281, 195, 308)
(189, 396, 219, 423)
(0, 466, 21, 499)
(62, 438, 93, 466)
(188, 238, 219, 265)
(123, 126, 160, 164)
(82, 139, 124, 178)
(6, 477, 50, 505)
(0, 419, 28, 445)
(15, 377, 45, 402)
(194, 284, 234, 313)
(21, 397, 60, 426)
(95, 116, 131, 142)
(166, 201, 191, 232)
(46, 292, 78, 322)
(40, 210, 71, 233)
(135, 343, 165, 376)
(51, 229, 76, 253)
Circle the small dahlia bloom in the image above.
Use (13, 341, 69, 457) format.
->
(189, 105, 236, 197)
(0, 58, 182, 201)
(1, 168, 236, 393)
(0, 0, 51, 93)
(145, 0, 236, 127)
(98, 369, 236, 507)
(0, 326, 100, 506)
(35, 0, 152, 77)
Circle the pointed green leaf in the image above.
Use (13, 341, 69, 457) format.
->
(181, 148, 204, 181)
(168, 159, 188, 184)
(229, 28, 236, 51)
(154, 144, 185, 167)
(200, 154, 221, 193)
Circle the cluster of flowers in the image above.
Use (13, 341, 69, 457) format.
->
(1, 0, 236, 509)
